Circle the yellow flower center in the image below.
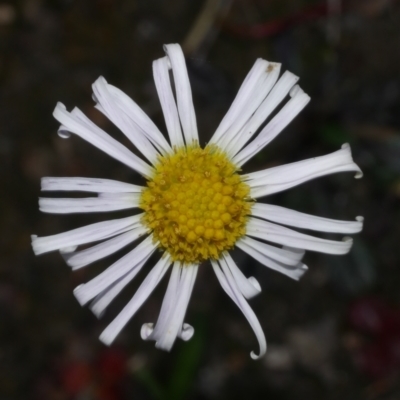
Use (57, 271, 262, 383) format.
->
(139, 144, 252, 264)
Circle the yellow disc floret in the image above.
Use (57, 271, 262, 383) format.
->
(139, 144, 252, 264)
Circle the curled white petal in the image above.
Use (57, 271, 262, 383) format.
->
(58, 124, 71, 138)
(222, 252, 261, 299)
(140, 323, 154, 340)
(178, 323, 195, 341)
(248, 277, 261, 292)
(144, 262, 181, 342)
(212, 260, 267, 359)
(155, 264, 198, 351)
(142, 263, 198, 351)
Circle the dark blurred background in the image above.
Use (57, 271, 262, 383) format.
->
(2, 0, 400, 399)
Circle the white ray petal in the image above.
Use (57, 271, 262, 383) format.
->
(142, 263, 198, 350)
(236, 239, 308, 280)
(98, 255, 172, 344)
(103, 83, 172, 155)
(141, 323, 154, 340)
(245, 144, 363, 198)
(218, 64, 284, 152)
(222, 252, 261, 299)
(251, 203, 364, 233)
(63, 226, 148, 270)
(212, 260, 266, 359)
(31, 214, 143, 255)
(153, 57, 184, 147)
(232, 85, 310, 164)
(97, 192, 142, 201)
(155, 264, 198, 351)
(39, 193, 140, 214)
(92, 76, 159, 164)
(57, 123, 71, 138)
(163, 44, 198, 144)
(177, 266, 198, 341)
(153, 265, 190, 350)
(229, 73, 299, 153)
(73, 235, 156, 306)
(41, 177, 143, 193)
(224, 69, 295, 156)
(92, 254, 149, 317)
(141, 262, 181, 341)
(53, 103, 153, 178)
(246, 217, 353, 255)
(237, 236, 305, 266)
(209, 59, 271, 145)
(178, 323, 195, 341)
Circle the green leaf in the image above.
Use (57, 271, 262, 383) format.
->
(166, 315, 207, 400)
(319, 124, 352, 147)
(135, 367, 166, 400)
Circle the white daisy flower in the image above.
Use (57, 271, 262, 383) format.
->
(32, 44, 363, 359)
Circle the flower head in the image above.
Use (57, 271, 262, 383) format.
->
(140, 144, 252, 263)
(32, 44, 363, 359)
